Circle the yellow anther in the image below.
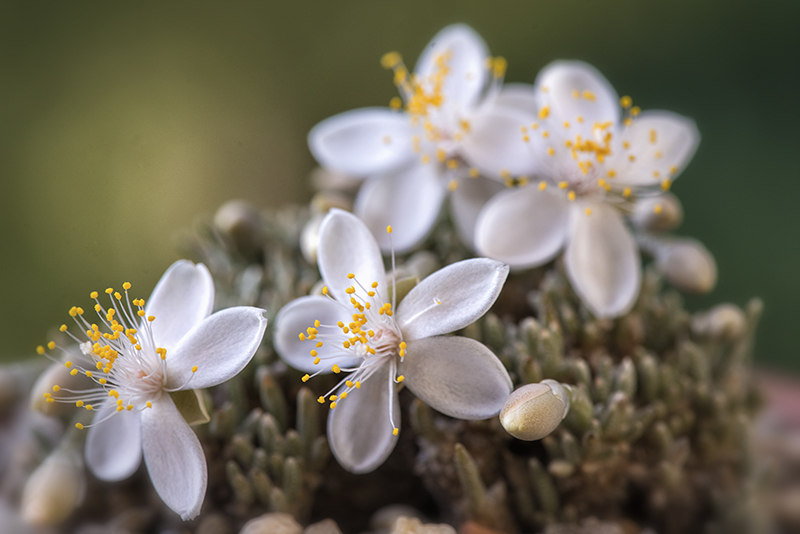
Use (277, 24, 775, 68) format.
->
(146, 401, 152, 408)
(98, 378, 106, 384)
(310, 350, 318, 357)
(446, 159, 459, 170)
(116, 406, 124, 412)
(670, 165, 679, 175)
(43, 393, 51, 398)
(347, 273, 355, 279)
(105, 288, 113, 294)
(147, 316, 155, 322)
(355, 381, 362, 389)
(547, 147, 555, 156)
(64, 361, 72, 368)
(399, 342, 407, 349)
(70, 369, 78, 376)
(380, 51, 402, 69)
(620, 95, 632, 109)
(420, 154, 431, 164)
(563, 121, 570, 128)
(47, 341, 56, 350)
(329, 395, 337, 401)
(127, 404, 133, 411)
(191, 366, 198, 373)
(346, 380, 354, 388)
(90, 291, 98, 299)
(298, 333, 306, 341)
(568, 191, 576, 201)
(389, 96, 402, 110)
(585, 208, 592, 216)
(302, 374, 310, 382)
(332, 364, 341, 374)
(318, 396, 325, 404)
(76, 400, 84, 407)
(492, 56, 507, 78)
(623, 187, 632, 198)
(313, 357, 321, 365)
(577, 115, 584, 123)
(340, 392, 348, 399)
(393, 428, 399, 436)
(653, 203, 663, 215)
(137, 310, 146, 317)
(607, 170, 617, 178)
(631, 106, 641, 117)
(386, 225, 393, 234)
(448, 179, 459, 192)
(122, 282, 131, 290)
(75, 423, 84, 430)
(330, 402, 337, 409)
(85, 404, 93, 410)
(558, 181, 568, 189)
(538, 106, 550, 119)
(571, 89, 579, 99)
(397, 375, 405, 383)
(624, 118, 633, 127)
(371, 282, 379, 288)
(649, 129, 657, 144)
(316, 341, 323, 348)
(542, 131, 550, 138)
(628, 155, 636, 162)
(582, 90, 596, 101)
(59, 324, 68, 333)
(661, 178, 672, 191)
(52, 385, 60, 392)
(36, 345, 45, 355)
(114, 292, 122, 300)
(117, 399, 123, 406)
(314, 319, 321, 327)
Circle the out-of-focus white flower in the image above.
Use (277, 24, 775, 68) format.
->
(308, 25, 536, 252)
(500, 379, 571, 441)
(475, 61, 699, 317)
(274, 209, 512, 473)
(35, 260, 268, 520)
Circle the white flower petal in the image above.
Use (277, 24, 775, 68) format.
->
(165, 307, 267, 390)
(401, 336, 512, 419)
(613, 110, 700, 186)
(318, 209, 387, 304)
(396, 258, 508, 340)
(308, 108, 414, 177)
(327, 360, 399, 474)
(146, 260, 214, 352)
(142, 394, 207, 520)
(354, 163, 446, 253)
(493, 83, 539, 115)
(461, 106, 539, 177)
(475, 186, 570, 269)
(535, 60, 620, 127)
(273, 296, 362, 374)
(414, 24, 489, 111)
(85, 406, 142, 482)
(565, 202, 641, 318)
(449, 175, 505, 248)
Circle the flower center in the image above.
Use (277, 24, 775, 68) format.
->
(37, 282, 198, 430)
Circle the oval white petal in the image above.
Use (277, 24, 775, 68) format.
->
(165, 306, 267, 390)
(146, 260, 214, 351)
(565, 202, 641, 318)
(327, 360, 399, 474)
(318, 209, 387, 304)
(475, 186, 570, 269)
(414, 24, 489, 111)
(613, 110, 700, 186)
(308, 108, 414, 176)
(401, 336, 512, 419)
(534, 60, 620, 126)
(354, 163, 445, 253)
(273, 296, 362, 374)
(85, 406, 142, 482)
(449, 175, 505, 249)
(141, 394, 207, 521)
(461, 106, 539, 177)
(396, 258, 508, 340)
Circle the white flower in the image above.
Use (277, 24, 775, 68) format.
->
(475, 60, 700, 317)
(308, 24, 536, 253)
(274, 209, 512, 473)
(36, 260, 268, 520)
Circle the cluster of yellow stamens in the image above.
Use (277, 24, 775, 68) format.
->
(36, 281, 198, 430)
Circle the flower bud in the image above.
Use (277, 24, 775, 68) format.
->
(21, 437, 85, 527)
(500, 380, 570, 441)
(214, 200, 264, 255)
(654, 237, 717, 294)
(691, 303, 747, 342)
(630, 193, 683, 232)
(300, 213, 324, 264)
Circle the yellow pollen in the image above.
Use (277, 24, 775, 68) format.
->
(70, 369, 78, 376)
(75, 423, 84, 430)
(631, 106, 641, 117)
(670, 165, 679, 175)
(628, 155, 636, 162)
(322, 286, 328, 295)
(346, 380, 354, 388)
(583, 90, 596, 101)
(330, 402, 337, 409)
(567, 191, 576, 201)
(558, 181, 568, 189)
(386, 226, 393, 234)
(654, 203, 663, 215)
(47, 341, 56, 350)
(114, 292, 121, 300)
(98, 378, 106, 385)
(585, 208, 592, 216)
(340, 392, 348, 399)
(620, 96, 632, 109)
(380, 51, 402, 69)
(383, 135, 392, 145)
(332, 364, 341, 374)
(64, 361, 72, 368)
(137, 310, 146, 317)
(36, 346, 45, 355)
(491, 56, 507, 78)
(313, 357, 321, 365)
(298, 333, 305, 341)
(468, 167, 479, 178)
(318, 396, 325, 404)
(649, 129, 657, 144)
(146, 401, 152, 408)
(355, 381, 361, 389)
(116, 406, 124, 412)
(661, 179, 672, 191)
(538, 106, 550, 119)
(607, 170, 617, 178)
(191, 366, 198, 373)
(547, 147, 555, 156)
(389, 96, 402, 110)
(52, 385, 60, 392)
(314, 319, 321, 327)
(371, 282, 379, 288)
(393, 428, 399, 436)
(59, 324, 68, 332)
(563, 121, 570, 128)
(90, 291, 98, 299)
(623, 187, 632, 197)
(446, 159, 458, 170)
(397, 375, 405, 383)
(329, 395, 337, 401)
(85, 405, 93, 410)
(542, 131, 550, 138)
(538, 181, 547, 191)
(302, 374, 310, 382)
(76, 400, 84, 407)
(421, 154, 430, 164)
(105, 288, 113, 295)
(448, 179, 459, 192)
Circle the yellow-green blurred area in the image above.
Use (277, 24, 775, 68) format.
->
(1, 1, 798, 369)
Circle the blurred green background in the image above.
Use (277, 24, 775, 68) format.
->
(1, 1, 797, 369)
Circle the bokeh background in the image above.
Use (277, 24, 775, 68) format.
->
(1, 1, 797, 370)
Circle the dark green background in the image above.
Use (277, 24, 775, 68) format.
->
(1, 1, 797, 369)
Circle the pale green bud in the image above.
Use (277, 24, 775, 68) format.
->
(500, 379, 570, 441)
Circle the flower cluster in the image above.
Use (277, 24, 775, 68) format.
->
(35, 261, 268, 519)
(308, 24, 705, 318)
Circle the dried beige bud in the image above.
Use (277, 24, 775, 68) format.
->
(630, 193, 684, 233)
(499, 380, 570, 441)
(21, 441, 85, 527)
(654, 238, 717, 294)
